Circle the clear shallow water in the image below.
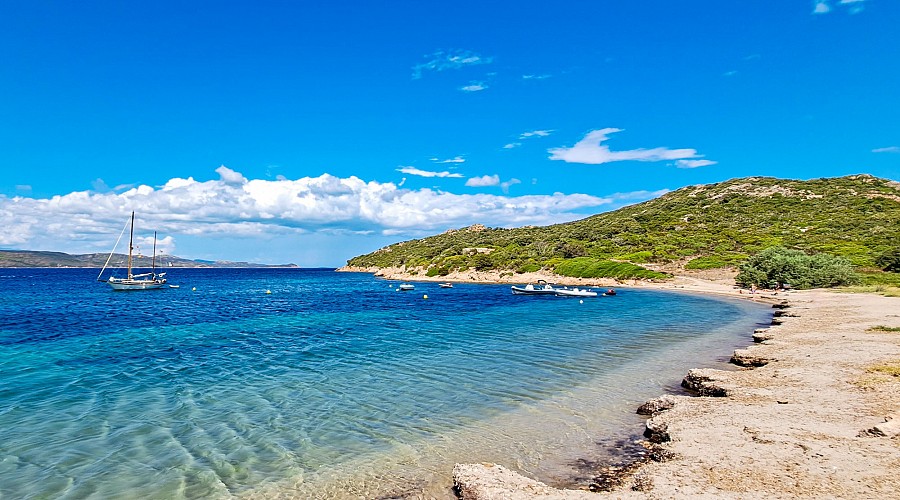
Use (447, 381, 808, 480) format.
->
(0, 269, 771, 499)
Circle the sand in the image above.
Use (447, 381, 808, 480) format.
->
(339, 266, 900, 498)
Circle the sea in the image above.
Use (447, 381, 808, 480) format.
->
(0, 268, 771, 499)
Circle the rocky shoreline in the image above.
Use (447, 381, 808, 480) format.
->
(451, 289, 900, 499)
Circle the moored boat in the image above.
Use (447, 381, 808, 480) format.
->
(510, 280, 558, 295)
(98, 212, 168, 291)
(554, 287, 598, 297)
(399, 283, 415, 291)
(439, 283, 453, 288)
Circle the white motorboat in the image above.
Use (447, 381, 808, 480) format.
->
(510, 280, 558, 295)
(554, 287, 598, 297)
(398, 283, 415, 291)
(439, 283, 453, 288)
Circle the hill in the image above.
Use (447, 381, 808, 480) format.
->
(345, 175, 900, 280)
(0, 250, 297, 268)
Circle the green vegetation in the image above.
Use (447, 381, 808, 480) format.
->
(347, 175, 900, 281)
(867, 361, 900, 378)
(868, 325, 900, 332)
(876, 249, 900, 272)
(735, 246, 858, 289)
(554, 258, 669, 279)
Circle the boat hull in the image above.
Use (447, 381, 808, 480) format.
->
(510, 286, 557, 295)
(107, 279, 167, 291)
(554, 289, 598, 297)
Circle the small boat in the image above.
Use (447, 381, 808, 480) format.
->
(603, 289, 617, 296)
(439, 283, 453, 288)
(511, 280, 558, 295)
(97, 212, 168, 291)
(398, 283, 415, 291)
(555, 287, 598, 297)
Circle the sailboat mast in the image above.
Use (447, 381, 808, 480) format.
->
(127, 211, 135, 279)
(152, 231, 157, 276)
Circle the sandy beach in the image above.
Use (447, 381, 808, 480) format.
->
(341, 266, 900, 498)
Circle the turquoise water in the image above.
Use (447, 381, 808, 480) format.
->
(0, 269, 770, 498)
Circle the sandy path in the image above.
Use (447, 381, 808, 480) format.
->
(453, 289, 900, 499)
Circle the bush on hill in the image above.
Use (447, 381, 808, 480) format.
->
(735, 246, 859, 289)
(876, 249, 900, 272)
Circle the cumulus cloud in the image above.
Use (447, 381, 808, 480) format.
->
(412, 50, 492, 79)
(2, 168, 663, 255)
(872, 146, 900, 154)
(500, 178, 521, 194)
(503, 142, 522, 149)
(465, 175, 500, 187)
(548, 128, 712, 166)
(216, 164, 247, 185)
(397, 166, 464, 178)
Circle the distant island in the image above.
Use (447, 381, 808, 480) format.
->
(0, 250, 297, 268)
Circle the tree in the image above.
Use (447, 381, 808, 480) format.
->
(736, 246, 858, 289)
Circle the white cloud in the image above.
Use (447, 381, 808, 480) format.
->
(814, 0, 865, 14)
(723, 70, 738, 77)
(872, 146, 900, 154)
(503, 142, 522, 149)
(675, 159, 718, 169)
(430, 156, 465, 164)
(500, 178, 521, 194)
(412, 50, 492, 79)
(0, 168, 672, 262)
(460, 82, 487, 92)
(548, 128, 708, 165)
(522, 74, 551, 80)
(519, 130, 553, 139)
(397, 166, 464, 178)
(813, 1, 831, 13)
(216, 164, 247, 185)
(465, 175, 500, 187)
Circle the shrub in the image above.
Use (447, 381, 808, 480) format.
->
(735, 246, 859, 289)
(876, 249, 900, 272)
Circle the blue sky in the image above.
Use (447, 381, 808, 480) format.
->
(1, 1, 898, 266)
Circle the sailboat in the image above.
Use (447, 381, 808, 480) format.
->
(98, 211, 167, 290)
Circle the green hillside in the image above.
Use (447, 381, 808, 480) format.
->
(346, 175, 900, 279)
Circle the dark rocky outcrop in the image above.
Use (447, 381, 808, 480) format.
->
(643, 418, 670, 443)
(636, 395, 678, 416)
(681, 368, 728, 396)
(731, 348, 771, 367)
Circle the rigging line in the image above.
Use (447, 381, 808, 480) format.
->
(96, 216, 131, 281)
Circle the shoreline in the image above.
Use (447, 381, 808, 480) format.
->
(341, 266, 900, 498)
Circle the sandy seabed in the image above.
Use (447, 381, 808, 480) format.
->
(341, 267, 900, 499)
